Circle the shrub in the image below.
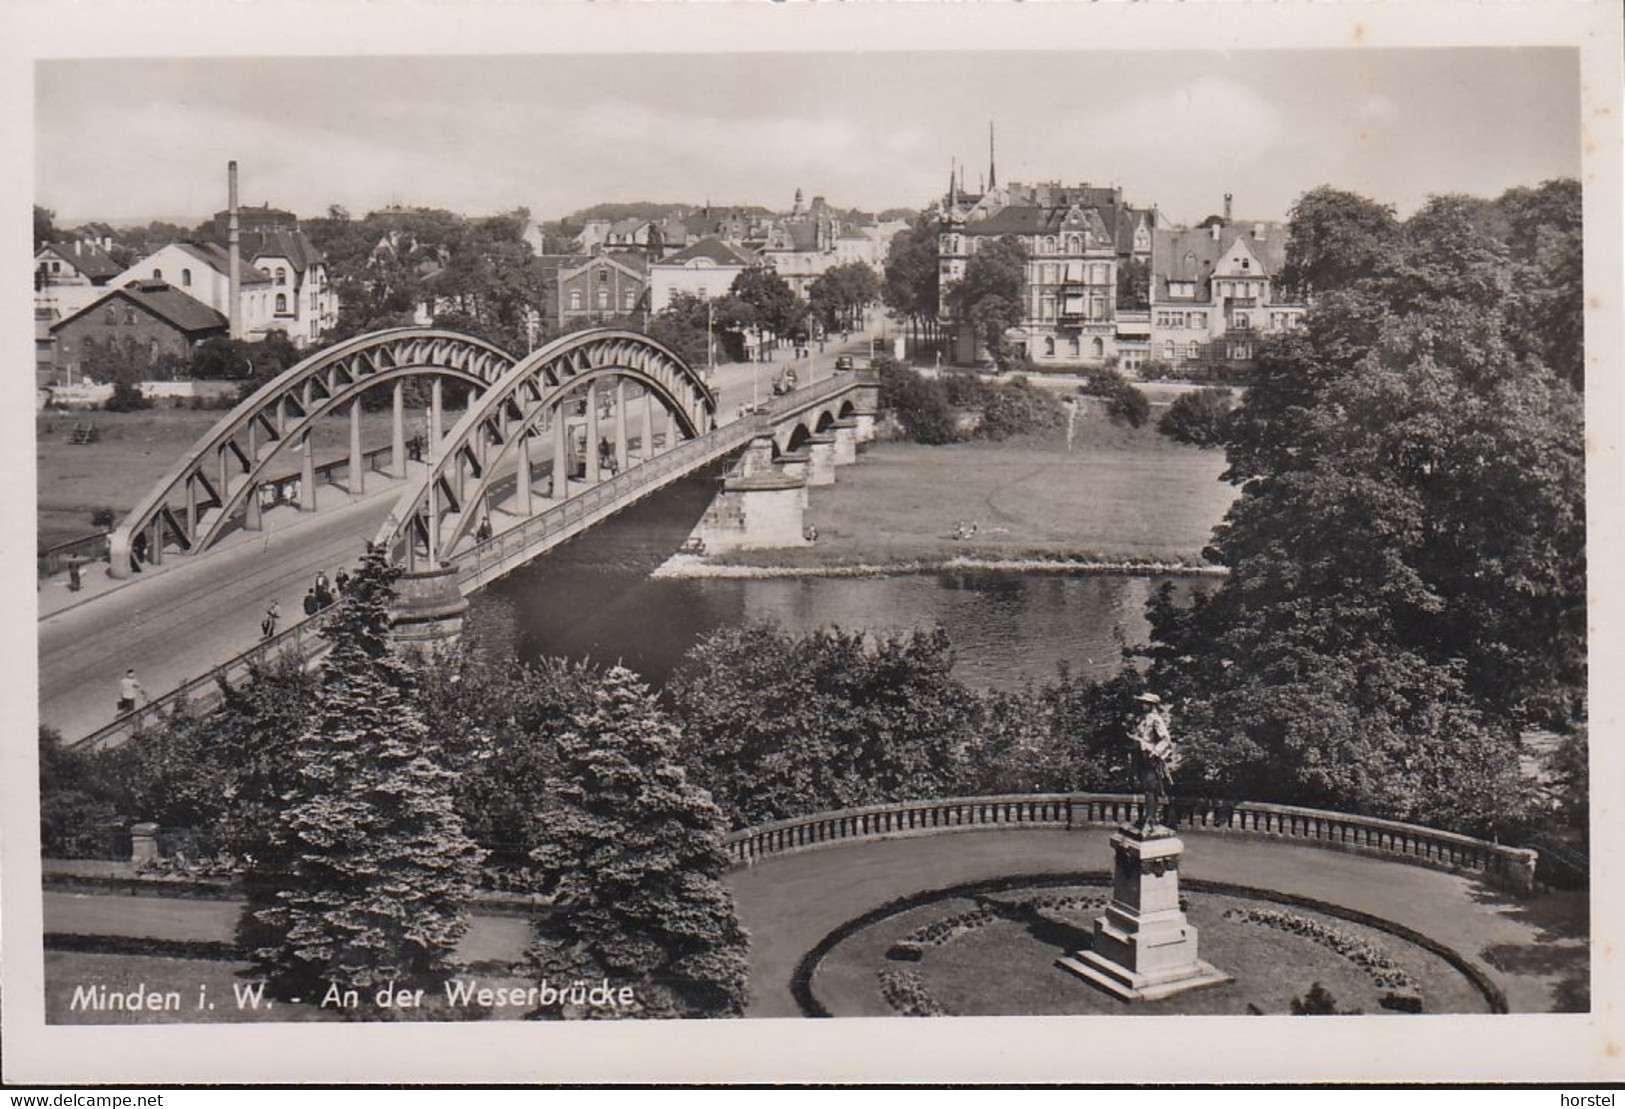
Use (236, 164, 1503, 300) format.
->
(102, 380, 150, 412)
(1077, 367, 1150, 428)
(979, 375, 1067, 440)
(1291, 982, 1361, 1016)
(879, 360, 959, 444)
(1136, 359, 1176, 382)
(1158, 387, 1235, 448)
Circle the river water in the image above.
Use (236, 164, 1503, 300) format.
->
(474, 466, 1212, 691)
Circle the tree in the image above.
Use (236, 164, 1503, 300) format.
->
(34, 205, 58, 250)
(882, 214, 941, 339)
(876, 358, 958, 444)
(955, 236, 1027, 371)
(809, 261, 881, 332)
(242, 546, 483, 997)
(670, 624, 978, 827)
(528, 666, 749, 1019)
(1139, 182, 1584, 835)
(730, 268, 801, 340)
(1116, 256, 1150, 310)
(1279, 187, 1402, 300)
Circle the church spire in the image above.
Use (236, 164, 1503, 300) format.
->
(988, 120, 997, 191)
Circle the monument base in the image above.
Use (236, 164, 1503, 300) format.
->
(1057, 824, 1233, 1002)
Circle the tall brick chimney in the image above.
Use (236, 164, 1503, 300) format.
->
(1223, 192, 1233, 224)
(228, 161, 242, 340)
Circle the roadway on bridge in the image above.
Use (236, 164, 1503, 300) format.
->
(37, 323, 881, 744)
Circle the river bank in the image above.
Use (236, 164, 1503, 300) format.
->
(686, 416, 1238, 575)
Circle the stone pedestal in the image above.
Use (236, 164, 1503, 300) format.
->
(388, 563, 471, 650)
(130, 822, 160, 864)
(1057, 826, 1232, 1001)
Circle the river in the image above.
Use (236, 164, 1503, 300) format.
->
(474, 466, 1213, 691)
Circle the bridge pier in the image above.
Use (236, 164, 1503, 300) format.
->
(830, 419, 859, 466)
(804, 433, 838, 486)
(854, 412, 877, 444)
(388, 562, 470, 650)
(778, 448, 812, 506)
(739, 436, 778, 477)
(693, 471, 810, 553)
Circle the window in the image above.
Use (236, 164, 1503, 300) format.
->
(181, 268, 192, 287)
(623, 290, 635, 311)
(598, 269, 609, 284)
(1232, 314, 1250, 330)
(1067, 234, 1082, 253)
(1044, 236, 1057, 254)
(1044, 337, 1056, 357)
(276, 269, 287, 286)
(1069, 336, 1081, 357)
(124, 308, 136, 325)
(1092, 337, 1105, 357)
(51, 261, 61, 274)
(153, 269, 162, 281)
(1241, 258, 1251, 271)
(276, 293, 288, 314)
(597, 289, 610, 310)
(570, 290, 583, 311)
(103, 306, 117, 324)
(1192, 312, 1207, 329)
(1163, 340, 1175, 360)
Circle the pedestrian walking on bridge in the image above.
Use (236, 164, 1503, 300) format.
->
(262, 600, 281, 639)
(116, 669, 144, 715)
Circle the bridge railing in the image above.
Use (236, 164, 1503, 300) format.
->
(453, 372, 870, 586)
(68, 604, 344, 752)
(721, 791, 1540, 891)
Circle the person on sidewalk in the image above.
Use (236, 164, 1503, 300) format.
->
(303, 589, 320, 617)
(116, 669, 144, 715)
(262, 600, 281, 639)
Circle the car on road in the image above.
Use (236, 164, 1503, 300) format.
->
(834, 355, 855, 373)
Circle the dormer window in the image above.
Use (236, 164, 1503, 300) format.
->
(153, 269, 162, 281)
(181, 268, 192, 287)
(276, 269, 287, 286)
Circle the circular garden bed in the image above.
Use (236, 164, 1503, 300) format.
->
(799, 874, 1499, 1017)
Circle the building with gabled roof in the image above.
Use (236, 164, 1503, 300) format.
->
(1147, 209, 1304, 372)
(47, 279, 229, 378)
(114, 242, 279, 342)
(649, 236, 763, 311)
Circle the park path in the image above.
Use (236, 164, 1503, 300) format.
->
(725, 827, 1588, 1017)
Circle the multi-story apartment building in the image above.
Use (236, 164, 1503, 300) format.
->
(937, 165, 1305, 371)
(937, 176, 1154, 366)
(537, 252, 649, 327)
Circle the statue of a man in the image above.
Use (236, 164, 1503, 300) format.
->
(1128, 692, 1180, 832)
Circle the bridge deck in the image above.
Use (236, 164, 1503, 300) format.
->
(40, 330, 879, 747)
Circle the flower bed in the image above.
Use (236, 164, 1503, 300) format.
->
(1223, 906, 1422, 1005)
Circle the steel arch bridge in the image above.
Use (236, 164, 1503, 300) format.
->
(107, 328, 516, 578)
(371, 328, 716, 570)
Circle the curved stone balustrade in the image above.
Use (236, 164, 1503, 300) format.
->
(720, 792, 1538, 891)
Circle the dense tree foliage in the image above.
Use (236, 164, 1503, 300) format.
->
(34, 205, 57, 250)
(1077, 367, 1151, 428)
(729, 267, 802, 342)
(242, 547, 483, 997)
(953, 236, 1027, 371)
(808, 261, 881, 332)
(1141, 181, 1585, 835)
(528, 666, 749, 1019)
(882, 213, 941, 332)
(670, 624, 979, 827)
(1116, 256, 1150, 310)
(1158, 387, 1235, 448)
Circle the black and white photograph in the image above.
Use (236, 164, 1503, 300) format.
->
(4, 0, 1622, 1088)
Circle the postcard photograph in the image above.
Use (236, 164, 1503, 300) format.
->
(6, 0, 1622, 1087)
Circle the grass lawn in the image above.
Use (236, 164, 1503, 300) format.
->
(713, 413, 1237, 570)
(36, 406, 462, 550)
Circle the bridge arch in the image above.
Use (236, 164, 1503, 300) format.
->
(107, 328, 516, 577)
(372, 328, 715, 569)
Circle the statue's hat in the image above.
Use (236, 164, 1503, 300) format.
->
(1134, 692, 1163, 704)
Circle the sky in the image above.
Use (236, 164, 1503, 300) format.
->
(35, 48, 1579, 226)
